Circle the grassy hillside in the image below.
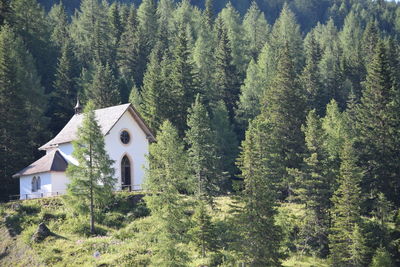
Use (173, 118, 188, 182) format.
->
(0, 192, 328, 266)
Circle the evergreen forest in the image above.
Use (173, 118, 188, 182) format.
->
(1, 0, 400, 266)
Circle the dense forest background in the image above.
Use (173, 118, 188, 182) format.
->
(1, 0, 400, 265)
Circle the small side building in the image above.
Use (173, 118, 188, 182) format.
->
(13, 103, 155, 199)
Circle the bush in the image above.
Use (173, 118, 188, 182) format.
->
(40, 211, 66, 222)
(370, 247, 393, 267)
(101, 212, 126, 228)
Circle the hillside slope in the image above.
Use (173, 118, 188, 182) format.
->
(0, 193, 328, 266)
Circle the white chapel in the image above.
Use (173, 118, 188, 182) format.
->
(13, 103, 155, 199)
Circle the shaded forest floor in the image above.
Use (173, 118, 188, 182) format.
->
(0, 192, 328, 266)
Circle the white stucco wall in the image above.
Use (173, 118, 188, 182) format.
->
(58, 143, 74, 157)
(51, 172, 69, 194)
(19, 172, 52, 199)
(104, 111, 149, 190)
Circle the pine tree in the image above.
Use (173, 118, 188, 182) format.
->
(317, 19, 347, 107)
(48, 39, 79, 135)
(86, 62, 120, 109)
(340, 11, 364, 99)
(355, 41, 400, 205)
(169, 25, 198, 134)
(236, 58, 264, 129)
(370, 247, 393, 267)
(66, 101, 116, 234)
(70, 0, 112, 66)
(329, 139, 365, 266)
(0, 25, 31, 201)
(108, 3, 123, 50)
(236, 117, 284, 265)
(48, 2, 69, 49)
(189, 200, 215, 258)
(186, 95, 221, 200)
(204, 0, 214, 28)
(242, 1, 269, 60)
(211, 100, 238, 189)
(193, 11, 217, 105)
(129, 84, 142, 108)
(294, 109, 331, 256)
(322, 99, 347, 190)
(134, 0, 158, 86)
(261, 43, 306, 196)
(266, 3, 304, 77)
(301, 31, 324, 115)
(140, 43, 169, 132)
(144, 120, 191, 266)
(214, 19, 240, 120)
(218, 2, 248, 75)
(117, 5, 140, 86)
(11, 0, 55, 92)
(361, 20, 379, 67)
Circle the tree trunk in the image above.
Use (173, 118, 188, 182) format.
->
(90, 140, 94, 234)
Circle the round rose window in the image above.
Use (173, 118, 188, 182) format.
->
(120, 130, 130, 144)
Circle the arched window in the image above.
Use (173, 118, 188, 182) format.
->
(121, 156, 131, 190)
(36, 176, 41, 191)
(32, 176, 37, 192)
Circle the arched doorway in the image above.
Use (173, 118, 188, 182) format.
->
(121, 155, 131, 191)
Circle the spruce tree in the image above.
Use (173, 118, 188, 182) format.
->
(242, 1, 269, 60)
(211, 100, 238, 189)
(236, 117, 284, 265)
(189, 200, 215, 258)
(0, 25, 31, 200)
(117, 4, 138, 85)
(48, 39, 79, 135)
(193, 11, 217, 105)
(86, 62, 120, 108)
(140, 43, 168, 132)
(70, 0, 112, 66)
(236, 58, 263, 128)
(294, 109, 331, 256)
(301, 31, 324, 115)
(355, 41, 400, 205)
(361, 21, 379, 67)
(48, 2, 69, 49)
(329, 139, 365, 267)
(144, 120, 191, 266)
(339, 11, 364, 99)
(370, 247, 393, 267)
(214, 19, 240, 120)
(66, 101, 116, 234)
(169, 25, 198, 134)
(204, 0, 214, 28)
(218, 2, 248, 75)
(186, 95, 221, 200)
(11, 0, 54, 92)
(261, 43, 306, 196)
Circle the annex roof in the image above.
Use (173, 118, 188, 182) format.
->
(39, 103, 155, 150)
(12, 150, 68, 178)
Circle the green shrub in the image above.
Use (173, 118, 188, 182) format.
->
(19, 202, 41, 214)
(101, 212, 126, 228)
(40, 211, 66, 222)
(370, 247, 393, 267)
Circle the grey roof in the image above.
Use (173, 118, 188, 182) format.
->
(12, 150, 68, 178)
(39, 103, 155, 150)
